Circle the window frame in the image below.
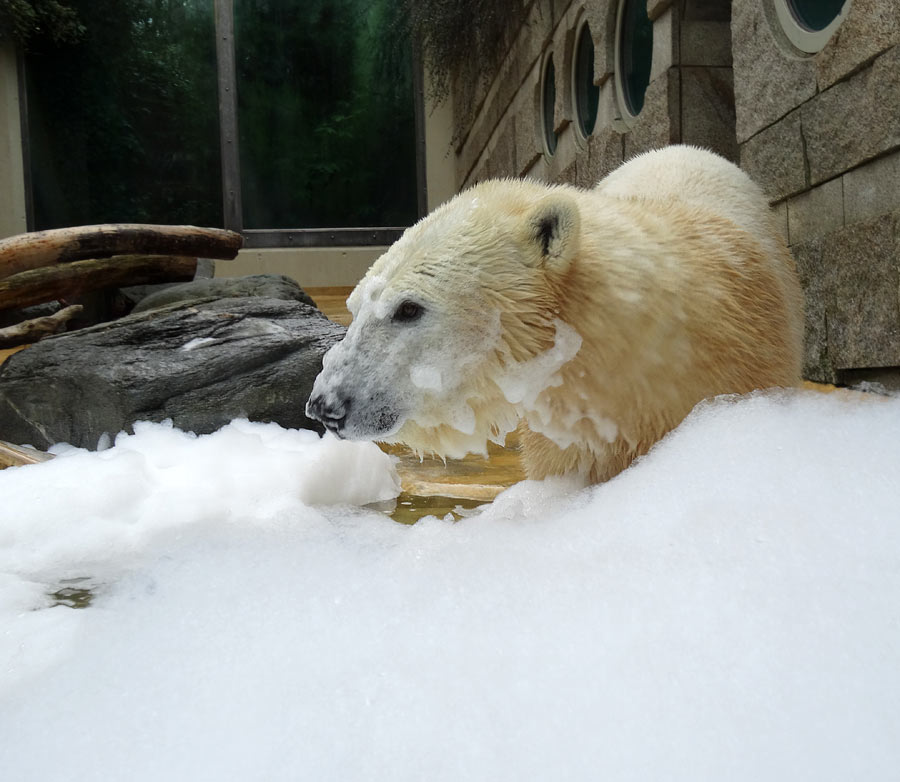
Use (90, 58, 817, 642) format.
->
(771, 0, 851, 55)
(540, 50, 559, 160)
(21, 0, 426, 247)
(215, 0, 425, 248)
(613, 0, 653, 127)
(571, 17, 599, 142)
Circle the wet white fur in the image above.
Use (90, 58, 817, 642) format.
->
(309, 146, 804, 482)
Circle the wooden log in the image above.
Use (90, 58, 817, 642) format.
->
(0, 224, 242, 280)
(0, 255, 198, 311)
(0, 439, 54, 469)
(0, 304, 84, 348)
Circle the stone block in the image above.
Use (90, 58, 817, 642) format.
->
(773, 201, 789, 243)
(647, 0, 674, 22)
(786, 177, 844, 244)
(650, 7, 679, 83)
(682, 0, 731, 22)
(739, 109, 806, 202)
(816, 0, 900, 90)
(823, 212, 900, 369)
(514, 87, 542, 175)
(584, 0, 618, 79)
(802, 45, 900, 185)
(681, 20, 732, 67)
(556, 159, 578, 187)
(731, 0, 817, 143)
(680, 66, 738, 162)
(488, 120, 518, 179)
(624, 69, 680, 159)
(842, 149, 900, 225)
(581, 125, 625, 186)
(792, 236, 835, 383)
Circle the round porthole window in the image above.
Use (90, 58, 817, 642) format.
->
(772, 0, 850, 54)
(615, 0, 653, 122)
(541, 54, 559, 157)
(573, 22, 600, 139)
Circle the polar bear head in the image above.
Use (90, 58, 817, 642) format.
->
(306, 180, 584, 458)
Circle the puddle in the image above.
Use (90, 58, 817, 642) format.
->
(45, 577, 99, 609)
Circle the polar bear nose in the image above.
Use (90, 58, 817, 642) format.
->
(306, 392, 350, 435)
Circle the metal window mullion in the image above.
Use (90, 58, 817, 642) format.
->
(214, 0, 243, 233)
(411, 38, 428, 220)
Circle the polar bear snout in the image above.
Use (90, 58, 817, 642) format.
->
(306, 391, 350, 436)
(306, 383, 403, 441)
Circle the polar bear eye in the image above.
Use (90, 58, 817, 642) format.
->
(392, 300, 424, 323)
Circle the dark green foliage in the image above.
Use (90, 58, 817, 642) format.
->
(25, 0, 222, 228)
(0, 0, 85, 48)
(23, 0, 417, 230)
(390, 0, 526, 103)
(235, 0, 418, 228)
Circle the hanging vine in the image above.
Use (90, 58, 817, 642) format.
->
(388, 0, 527, 103)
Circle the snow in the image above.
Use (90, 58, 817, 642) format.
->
(1, 390, 900, 781)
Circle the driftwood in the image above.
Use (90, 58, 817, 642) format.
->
(0, 304, 84, 348)
(0, 254, 197, 311)
(0, 224, 242, 280)
(0, 439, 54, 469)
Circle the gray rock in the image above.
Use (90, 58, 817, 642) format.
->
(0, 297, 345, 449)
(131, 273, 315, 314)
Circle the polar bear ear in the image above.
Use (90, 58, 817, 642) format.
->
(525, 194, 580, 273)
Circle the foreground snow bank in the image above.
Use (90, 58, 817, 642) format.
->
(1, 392, 898, 782)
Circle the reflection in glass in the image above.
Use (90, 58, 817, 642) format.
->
(618, 0, 653, 117)
(574, 24, 600, 138)
(787, 0, 846, 31)
(25, 0, 222, 228)
(234, 0, 418, 229)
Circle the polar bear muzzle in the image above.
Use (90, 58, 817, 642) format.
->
(306, 385, 401, 440)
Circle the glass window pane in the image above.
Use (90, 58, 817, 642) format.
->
(619, 0, 653, 117)
(787, 0, 846, 32)
(574, 24, 599, 137)
(234, 0, 418, 229)
(24, 0, 222, 229)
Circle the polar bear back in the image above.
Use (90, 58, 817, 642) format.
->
(597, 146, 777, 245)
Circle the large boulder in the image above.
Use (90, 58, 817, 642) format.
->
(0, 297, 345, 449)
(129, 273, 316, 313)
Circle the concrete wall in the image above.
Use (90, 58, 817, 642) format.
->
(0, 43, 27, 240)
(733, 0, 900, 384)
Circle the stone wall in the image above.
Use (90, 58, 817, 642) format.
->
(451, 0, 738, 190)
(733, 0, 900, 384)
(0, 43, 27, 240)
(445, 0, 900, 386)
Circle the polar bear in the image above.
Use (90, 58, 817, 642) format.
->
(307, 146, 804, 483)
